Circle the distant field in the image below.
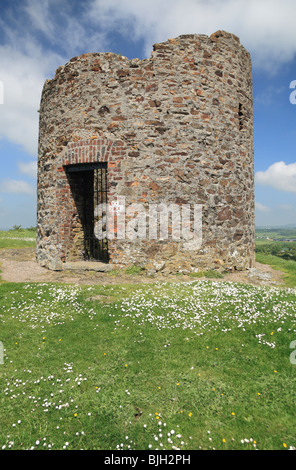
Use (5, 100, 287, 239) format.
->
(0, 228, 36, 249)
(256, 228, 296, 241)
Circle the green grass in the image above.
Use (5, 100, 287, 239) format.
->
(256, 252, 296, 288)
(0, 279, 296, 450)
(255, 235, 296, 288)
(125, 265, 146, 275)
(189, 270, 224, 279)
(256, 228, 296, 240)
(0, 228, 36, 249)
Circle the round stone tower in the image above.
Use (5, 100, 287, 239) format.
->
(37, 30, 255, 273)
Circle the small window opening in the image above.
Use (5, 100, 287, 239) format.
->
(238, 103, 244, 130)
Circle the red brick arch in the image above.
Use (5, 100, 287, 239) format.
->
(60, 137, 126, 167)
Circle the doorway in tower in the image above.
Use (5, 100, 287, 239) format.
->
(65, 162, 109, 262)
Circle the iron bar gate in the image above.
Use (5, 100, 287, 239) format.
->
(66, 162, 109, 262)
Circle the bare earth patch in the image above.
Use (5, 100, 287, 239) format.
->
(0, 247, 286, 288)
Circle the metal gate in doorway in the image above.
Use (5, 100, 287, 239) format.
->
(66, 162, 109, 262)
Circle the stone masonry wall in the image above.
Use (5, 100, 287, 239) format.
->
(37, 30, 255, 273)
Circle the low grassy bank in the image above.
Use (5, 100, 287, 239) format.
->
(256, 252, 296, 288)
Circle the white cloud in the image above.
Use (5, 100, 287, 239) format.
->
(0, 0, 110, 158)
(88, 0, 296, 70)
(0, 43, 63, 156)
(276, 204, 294, 211)
(255, 85, 286, 106)
(23, 0, 108, 56)
(255, 161, 296, 194)
(255, 202, 271, 212)
(23, 0, 55, 39)
(18, 161, 37, 178)
(0, 179, 35, 195)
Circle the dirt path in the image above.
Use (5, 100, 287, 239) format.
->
(0, 247, 286, 288)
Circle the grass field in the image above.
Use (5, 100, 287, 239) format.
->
(256, 253, 296, 288)
(0, 228, 296, 450)
(256, 228, 296, 241)
(0, 228, 36, 249)
(255, 230, 296, 288)
(0, 280, 296, 450)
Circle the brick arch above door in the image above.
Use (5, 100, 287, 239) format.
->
(59, 136, 127, 168)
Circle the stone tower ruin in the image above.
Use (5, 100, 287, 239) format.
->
(36, 30, 255, 273)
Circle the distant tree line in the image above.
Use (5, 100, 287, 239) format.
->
(256, 242, 296, 262)
(11, 225, 36, 231)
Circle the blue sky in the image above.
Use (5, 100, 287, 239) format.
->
(0, 0, 296, 229)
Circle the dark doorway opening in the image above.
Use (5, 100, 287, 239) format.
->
(65, 162, 109, 262)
